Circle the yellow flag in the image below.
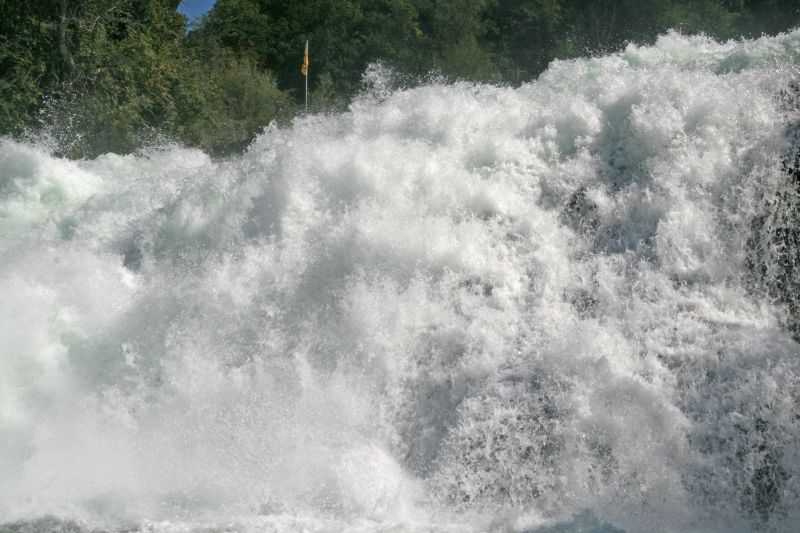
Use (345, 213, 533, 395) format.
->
(301, 41, 308, 76)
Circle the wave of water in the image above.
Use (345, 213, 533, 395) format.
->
(2, 30, 800, 533)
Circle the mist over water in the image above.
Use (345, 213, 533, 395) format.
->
(3, 30, 800, 532)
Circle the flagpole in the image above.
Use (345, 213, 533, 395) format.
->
(304, 40, 308, 112)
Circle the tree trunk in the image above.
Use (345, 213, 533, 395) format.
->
(58, 0, 75, 77)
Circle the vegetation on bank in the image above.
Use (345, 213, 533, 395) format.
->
(1, 0, 799, 158)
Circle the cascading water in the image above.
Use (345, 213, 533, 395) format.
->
(2, 30, 800, 533)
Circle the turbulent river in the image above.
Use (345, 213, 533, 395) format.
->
(3, 30, 800, 533)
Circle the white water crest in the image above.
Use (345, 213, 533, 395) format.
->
(2, 30, 800, 532)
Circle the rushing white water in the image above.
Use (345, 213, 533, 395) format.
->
(3, 30, 800, 533)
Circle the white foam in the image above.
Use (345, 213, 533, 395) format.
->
(2, 29, 800, 533)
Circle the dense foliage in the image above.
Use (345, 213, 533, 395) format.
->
(1, 0, 799, 157)
(0, 0, 292, 156)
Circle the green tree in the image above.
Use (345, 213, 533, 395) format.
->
(481, 0, 565, 80)
(0, 0, 60, 134)
(0, 0, 292, 156)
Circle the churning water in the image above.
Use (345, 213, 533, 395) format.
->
(3, 30, 800, 533)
